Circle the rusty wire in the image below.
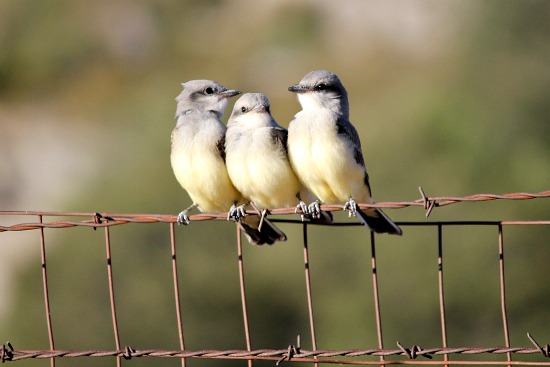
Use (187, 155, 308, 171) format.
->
(37, 216, 55, 367)
(3, 340, 550, 365)
(1, 189, 550, 366)
(1, 189, 549, 232)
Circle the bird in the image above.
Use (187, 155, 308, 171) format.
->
(225, 92, 322, 224)
(287, 70, 402, 235)
(170, 80, 286, 244)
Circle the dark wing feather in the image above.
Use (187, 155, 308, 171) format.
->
(336, 115, 372, 196)
(269, 126, 289, 154)
(216, 135, 226, 163)
(335, 115, 365, 167)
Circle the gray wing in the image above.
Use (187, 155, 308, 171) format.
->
(269, 126, 289, 154)
(335, 115, 365, 167)
(335, 115, 372, 195)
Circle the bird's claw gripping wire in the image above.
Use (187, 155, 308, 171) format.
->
(307, 200, 321, 219)
(294, 200, 309, 221)
(228, 203, 247, 222)
(177, 211, 191, 225)
(344, 198, 359, 218)
(176, 203, 198, 225)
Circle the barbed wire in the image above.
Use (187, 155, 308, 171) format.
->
(1, 188, 549, 232)
(2, 333, 550, 365)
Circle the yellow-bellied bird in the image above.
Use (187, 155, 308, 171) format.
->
(225, 93, 322, 224)
(287, 70, 402, 235)
(170, 80, 286, 244)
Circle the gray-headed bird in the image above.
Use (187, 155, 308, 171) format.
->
(225, 93, 314, 223)
(170, 80, 286, 244)
(287, 70, 402, 235)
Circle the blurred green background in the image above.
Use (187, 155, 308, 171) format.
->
(1, 0, 549, 366)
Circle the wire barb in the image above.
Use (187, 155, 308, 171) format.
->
(276, 335, 301, 365)
(528, 333, 550, 358)
(418, 186, 437, 217)
(0, 342, 14, 363)
(397, 341, 432, 360)
(122, 346, 135, 360)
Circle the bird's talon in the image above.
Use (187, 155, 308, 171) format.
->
(295, 200, 309, 221)
(177, 211, 190, 225)
(228, 204, 247, 222)
(345, 198, 358, 218)
(308, 200, 321, 219)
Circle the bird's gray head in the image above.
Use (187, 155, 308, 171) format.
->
(230, 93, 271, 117)
(176, 80, 240, 118)
(288, 70, 349, 118)
(228, 93, 273, 127)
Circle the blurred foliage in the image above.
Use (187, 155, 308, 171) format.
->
(1, 1, 549, 366)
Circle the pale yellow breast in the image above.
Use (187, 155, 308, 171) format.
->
(171, 128, 242, 213)
(288, 112, 371, 204)
(226, 129, 301, 209)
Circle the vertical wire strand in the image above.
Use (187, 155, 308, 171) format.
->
(38, 215, 55, 367)
(236, 225, 252, 367)
(104, 226, 122, 367)
(370, 231, 384, 365)
(170, 223, 186, 367)
(302, 223, 318, 367)
(438, 224, 449, 367)
(498, 224, 511, 367)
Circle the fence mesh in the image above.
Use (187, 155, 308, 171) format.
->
(1, 189, 550, 366)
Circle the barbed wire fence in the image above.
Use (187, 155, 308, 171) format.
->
(1, 188, 550, 366)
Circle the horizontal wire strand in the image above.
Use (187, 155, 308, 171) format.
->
(1, 190, 549, 232)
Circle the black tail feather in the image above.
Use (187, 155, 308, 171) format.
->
(303, 210, 334, 224)
(356, 208, 403, 236)
(239, 216, 287, 245)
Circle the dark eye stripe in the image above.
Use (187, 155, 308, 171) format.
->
(315, 83, 339, 93)
(315, 83, 327, 90)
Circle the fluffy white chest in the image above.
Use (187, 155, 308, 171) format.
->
(288, 110, 369, 204)
(170, 118, 241, 212)
(226, 127, 301, 209)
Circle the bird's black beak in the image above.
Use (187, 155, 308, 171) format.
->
(220, 89, 241, 98)
(288, 84, 308, 93)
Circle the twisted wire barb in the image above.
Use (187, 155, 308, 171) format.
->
(1, 189, 549, 232)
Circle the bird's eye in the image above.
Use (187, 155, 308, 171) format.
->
(315, 83, 327, 91)
(204, 87, 215, 95)
(241, 106, 247, 113)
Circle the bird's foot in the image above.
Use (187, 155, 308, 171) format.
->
(343, 198, 359, 218)
(307, 200, 321, 219)
(228, 203, 247, 222)
(177, 210, 191, 225)
(294, 200, 309, 221)
(176, 203, 198, 225)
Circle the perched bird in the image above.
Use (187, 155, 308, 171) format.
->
(287, 70, 402, 235)
(170, 80, 285, 244)
(225, 93, 315, 221)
